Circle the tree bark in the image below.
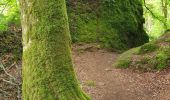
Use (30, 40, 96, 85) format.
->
(161, 0, 168, 29)
(19, 0, 89, 99)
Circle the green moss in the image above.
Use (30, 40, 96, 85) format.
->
(101, 0, 149, 48)
(135, 47, 170, 71)
(114, 32, 170, 71)
(154, 52, 168, 70)
(85, 80, 96, 87)
(114, 47, 139, 68)
(115, 60, 132, 68)
(67, 0, 149, 51)
(153, 47, 170, 70)
(132, 55, 154, 71)
(20, 0, 90, 99)
(67, 0, 98, 43)
(138, 43, 159, 54)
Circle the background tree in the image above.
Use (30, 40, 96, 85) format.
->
(161, 0, 168, 29)
(144, 0, 170, 39)
(19, 0, 89, 99)
(0, 0, 20, 31)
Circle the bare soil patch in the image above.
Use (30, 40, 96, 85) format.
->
(73, 44, 170, 100)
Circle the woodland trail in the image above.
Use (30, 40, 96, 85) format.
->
(1, 43, 170, 100)
(73, 44, 170, 100)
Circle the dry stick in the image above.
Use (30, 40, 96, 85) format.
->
(0, 61, 21, 85)
(6, 62, 16, 71)
(0, 61, 17, 82)
(0, 89, 11, 97)
(15, 64, 22, 99)
(0, 59, 21, 99)
(0, 78, 17, 86)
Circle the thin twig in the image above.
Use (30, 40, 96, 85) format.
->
(1, 78, 17, 86)
(0, 89, 11, 96)
(0, 58, 22, 99)
(0, 61, 17, 81)
(6, 62, 16, 71)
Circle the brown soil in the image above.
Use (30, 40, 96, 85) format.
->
(1, 44, 170, 100)
(73, 44, 170, 100)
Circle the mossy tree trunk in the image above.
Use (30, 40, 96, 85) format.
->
(19, 0, 89, 99)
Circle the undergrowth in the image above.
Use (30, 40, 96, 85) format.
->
(114, 31, 170, 71)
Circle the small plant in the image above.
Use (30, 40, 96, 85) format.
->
(77, 49, 85, 54)
(114, 60, 131, 68)
(85, 80, 96, 87)
(154, 51, 169, 70)
(114, 47, 139, 68)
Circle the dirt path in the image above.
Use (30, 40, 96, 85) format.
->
(1, 44, 170, 100)
(73, 44, 170, 100)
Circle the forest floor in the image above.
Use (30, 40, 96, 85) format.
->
(0, 43, 170, 100)
(73, 43, 170, 100)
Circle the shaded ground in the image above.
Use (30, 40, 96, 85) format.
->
(0, 54, 21, 100)
(0, 43, 170, 100)
(73, 44, 170, 100)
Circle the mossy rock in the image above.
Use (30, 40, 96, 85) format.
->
(113, 47, 140, 68)
(114, 31, 170, 71)
(67, 0, 149, 51)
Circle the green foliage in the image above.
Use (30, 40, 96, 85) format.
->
(156, 46, 170, 69)
(115, 60, 132, 69)
(144, 0, 170, 39)
(0, 0, 20, 32)
(0, 14, 7, 30)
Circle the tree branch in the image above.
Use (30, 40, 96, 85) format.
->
(143, 0, 167, 26)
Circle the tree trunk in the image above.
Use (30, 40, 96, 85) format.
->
(161, 0, 168, 29)
(19, 0, 89, 99)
